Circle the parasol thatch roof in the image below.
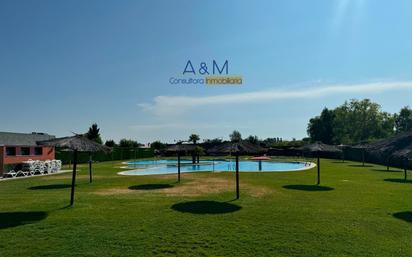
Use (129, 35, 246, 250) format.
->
(391, 145, 412, 160)
(164, 143, 199, 153)
(366, 132, 412, 160)
(297, 142, 342, 153)
(350, 142, 370, 150)
(353, 145, 367, 149)
(38, 135, 111, 153)
(337, 144, 350, 150)
(207, 141, 266, 155)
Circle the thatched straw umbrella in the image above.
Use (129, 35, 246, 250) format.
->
(250, 156, 271, 171)
(338, 144, 348, 162)
(352, 143, 369, 167)
(367, 132, 412, 170)
(297, 142, 342, 185)
(38, 135, 111, 206)
(391, 146, 412, 180)
(208, 141, 266, 199)
(164, 143, 201, 182)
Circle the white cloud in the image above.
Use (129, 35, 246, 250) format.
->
(139, 81, 412, 116)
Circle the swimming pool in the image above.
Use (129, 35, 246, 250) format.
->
(126, 159, 212, 166)
(118, 160, 314, 176)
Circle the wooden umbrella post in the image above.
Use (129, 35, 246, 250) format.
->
(387, 157, 390, 171)
(236, 154, 240, 199)
(317, 156, 320, 185)
(212, 159, 215, 172)
(37, 135, 111, 207)
(206, 141, 266, 199)
(70, 149, 78, 206)
(177, 152, 181, 183)
(89, 152, 92, 183)
(404, 158, 408, 181)
(134, 148, 137, 163)
(362, 149, 365, 167)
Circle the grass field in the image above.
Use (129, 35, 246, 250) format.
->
(0, 158, 412, 257)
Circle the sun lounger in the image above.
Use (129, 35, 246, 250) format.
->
(15, 169, 29, 177)
(3, 170, 17, 178)
(4, 159, 62, 179)
(3, 169, 29, 178)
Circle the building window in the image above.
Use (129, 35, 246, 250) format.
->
(21, 147, 30, 156)
(34, 147, 43, 156)
(6, 147, 16, 156)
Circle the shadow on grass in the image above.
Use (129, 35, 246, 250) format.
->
(393, 212, 412, 224)
(28, 184, 72, 190)
(0, 212, 48, 229)
(348, 164, 374, 168)
(171, 201, 241, 214)
(128, 184, 174, 190)
(372, 169, 402, 173)
(283, 185, 334, 191)
(384, 179, 412, 184)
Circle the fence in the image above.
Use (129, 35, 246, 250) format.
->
(55, 145, 409, 169)
(343, 147, 411, 169)
(56, 147, 154, 164)
(268, 147, 411, 169)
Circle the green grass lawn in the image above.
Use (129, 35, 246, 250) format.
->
(1, 158, 412, 257)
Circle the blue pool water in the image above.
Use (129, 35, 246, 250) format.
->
(119, 160, 313, 176)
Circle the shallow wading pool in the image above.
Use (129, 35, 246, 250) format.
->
(118, 160, 315, 176)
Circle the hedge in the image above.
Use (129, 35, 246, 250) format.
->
(56, 147, 154, 164)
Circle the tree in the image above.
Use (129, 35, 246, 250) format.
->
(307, 99, 395, 144)
(119, 139, 140, 148)
(307, 108, 335, 144)
(333, 99, 394, 144)
(194, 146, 204, 163)
(395, 106, 412, 133)
(229, 130, 242, 142)
(188, 134, 200, 164)
(204, 138, 223, 143)
(86, 123, 102, 144)
(189, 134, 200, 144)
(246, 135, 259, 145)
(150, 140, 166, 150)
(261, 137, 304, 147)
(104, 140, 116, 147)
(380, 112, 396, 138)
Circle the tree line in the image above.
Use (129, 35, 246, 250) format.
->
(307, 99, 412, 145)
(88, 101, 412, 152)
(84, 123, 143, 148)
(84, 123, 300, 150)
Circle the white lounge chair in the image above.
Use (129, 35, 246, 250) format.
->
(4, 170, 17, 178)
(15, 169, 29, 177)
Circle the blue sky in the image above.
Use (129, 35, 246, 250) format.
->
(1, 0, 412, 143)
